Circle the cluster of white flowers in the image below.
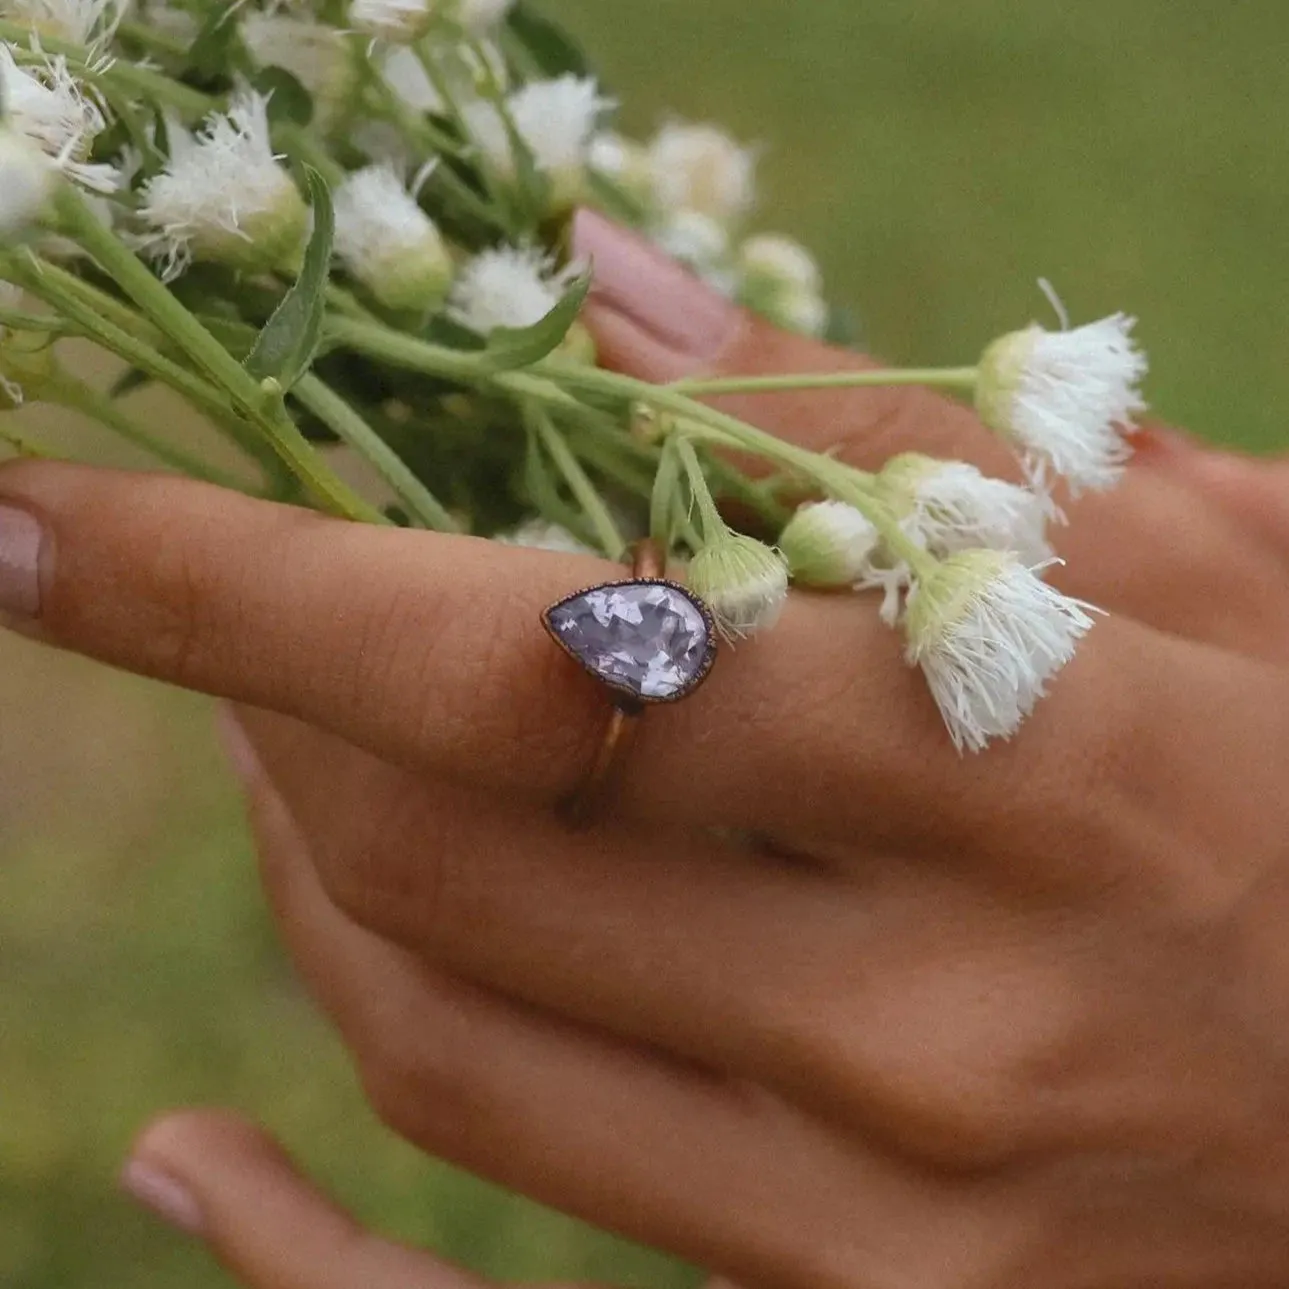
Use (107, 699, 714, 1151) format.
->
(585, 118, 829, 333)
(0, 0, 1150, 758)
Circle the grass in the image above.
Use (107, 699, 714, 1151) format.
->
(5, 2, 1288, 1285)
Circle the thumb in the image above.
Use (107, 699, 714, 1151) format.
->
(572, 208, 1012, 475)
(120, 1110, 491, 1289)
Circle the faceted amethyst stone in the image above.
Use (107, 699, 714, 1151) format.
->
(543, 580, 716, 704)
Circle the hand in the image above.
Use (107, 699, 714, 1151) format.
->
(8, 214, 1289, 1288)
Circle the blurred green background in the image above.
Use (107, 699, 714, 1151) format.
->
(4, 2, 1288, 1285)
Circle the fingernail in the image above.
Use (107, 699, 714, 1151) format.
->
(572, 208, 740, 359)
(120, 1158, 206, 1237)
(0, 503, 43, 618)
(215, 704, 263, 784)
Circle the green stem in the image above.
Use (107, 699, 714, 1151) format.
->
(292, 375, 457, 531)
(3, 252, 280, 483)
(527, 404, 625, 558)
(44, 371, 245, 487)
(674, 437, 728, 545)
(650, 435, 683, 551)
(52, 187, 385, 523)
(669, 367, 980, 397)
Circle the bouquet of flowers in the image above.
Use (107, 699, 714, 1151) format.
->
(0, 0, 1147, 751)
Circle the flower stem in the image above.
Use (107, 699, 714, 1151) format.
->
(674, 437, 728, 545)
(668, 367, 979, 397)
(52, 186, 386, 523)
(292, 374, 458, 532)
(2, 250, 284, 486)
(527, 403, 625, 558)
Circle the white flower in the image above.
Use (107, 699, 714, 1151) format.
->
(241, 14, 356, 130)
(903, 550, 1097, 753)
(448, 243, 579, 334)
(136, 90, 307, 278)
(0, 127, 56, 234)
(686, 532, 789, 639)
(778, 500, 880, 588)
(0, 44, 118, 192)
(349, 0, 433, 42)
(494, 518, 595, 555)
(646, 121, 756, 225)
(2, 0, 124, 46)
(975, 314, 1148, 494)
(464, 75, 611, 207)
(880, 453, 1056, 566)
(334, 164, 452, 312)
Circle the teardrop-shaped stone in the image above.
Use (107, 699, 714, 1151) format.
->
(543, 580, 716, 704)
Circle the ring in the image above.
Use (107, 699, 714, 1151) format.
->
(541, 538, 719, 824)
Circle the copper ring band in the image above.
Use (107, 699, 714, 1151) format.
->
(559, 539, 666, 826)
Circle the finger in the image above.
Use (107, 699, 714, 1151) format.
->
(219, 708, 946, 1288)
(0, 457, 1195, 852)
(122, 1110, 492, 1289)
(224, 704, 1289, 1171)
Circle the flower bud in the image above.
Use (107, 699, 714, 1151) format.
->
(0, 129, 56, 235)
(686, 532, 789, 638)
(334, 165, 453, 313)
(975, 314, 1147, 494)
(904, 549, 1096, 752)
(778, 500, 880, 587)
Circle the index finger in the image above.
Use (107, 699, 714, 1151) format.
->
(0, 460, 1259, 857)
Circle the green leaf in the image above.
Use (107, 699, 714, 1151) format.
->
(504, 2, 594, 79)
(244, 168, 334, 391)
(474, 271, 590, 373)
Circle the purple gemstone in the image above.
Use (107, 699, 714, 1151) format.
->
(544, 581, 716, 703)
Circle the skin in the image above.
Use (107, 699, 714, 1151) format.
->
(14, 214, 1289, 1288)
